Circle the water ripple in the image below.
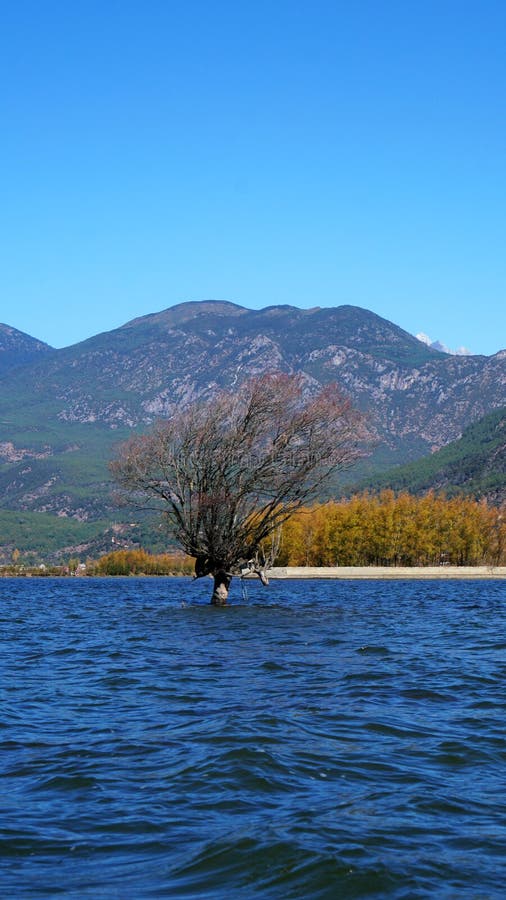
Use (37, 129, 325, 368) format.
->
(1, 576, 506, 898)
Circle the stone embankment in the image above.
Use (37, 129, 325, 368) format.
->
(266, 566, 506, 580)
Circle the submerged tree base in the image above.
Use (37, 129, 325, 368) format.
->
(208, 564, 270, 604)
(211, 570, 232, 605)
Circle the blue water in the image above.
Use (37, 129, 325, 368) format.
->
(1, 576, 506, 899)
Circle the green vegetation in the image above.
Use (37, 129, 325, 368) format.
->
(0, 510, 110, 564)
(357, 408, 506, 501)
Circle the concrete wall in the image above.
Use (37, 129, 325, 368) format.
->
(265, 566, 506, 580)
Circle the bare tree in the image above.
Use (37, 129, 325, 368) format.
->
(111, 373, 368, 604)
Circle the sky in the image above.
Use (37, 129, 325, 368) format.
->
(1, 1, 505, 355)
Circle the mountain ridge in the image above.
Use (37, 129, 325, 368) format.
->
(5, 300, 503, 357)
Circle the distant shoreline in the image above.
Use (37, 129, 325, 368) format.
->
(265, 566, 506, 580)
(1, 565, 505, 580)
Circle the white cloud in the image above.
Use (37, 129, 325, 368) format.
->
(415, 333, 472, 356)
(453, 346, 472, 356)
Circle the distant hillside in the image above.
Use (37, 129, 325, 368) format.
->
(0, 300, 504, 559)
(360, 407, 506, 503)
(0, 324, 53, 376)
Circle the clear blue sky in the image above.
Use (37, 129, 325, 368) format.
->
(1, 0, 505, 355)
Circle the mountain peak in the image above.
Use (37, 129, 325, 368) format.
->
(0, 323, 53, 377)
(124, 299, 248, 330)
(0, 323, 51, 348)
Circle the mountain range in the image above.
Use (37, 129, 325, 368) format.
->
(0, 301, 504, 560)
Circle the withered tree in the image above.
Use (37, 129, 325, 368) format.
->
(111, 373, 367, 604)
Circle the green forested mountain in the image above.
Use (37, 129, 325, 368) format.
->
(360, 407, 506, 503)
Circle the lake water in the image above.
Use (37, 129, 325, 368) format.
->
(1, 576, 506, 899)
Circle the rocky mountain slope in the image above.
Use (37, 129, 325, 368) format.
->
(0, 301, 504, 532)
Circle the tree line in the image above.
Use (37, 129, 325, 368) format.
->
(0, 550, 194, 577)
(89, 549, 194, 576)
(88, 492, 505, 574)
(275, 491, 505, 567)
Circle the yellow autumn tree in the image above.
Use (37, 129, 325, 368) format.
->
(277, 493, 505, 567)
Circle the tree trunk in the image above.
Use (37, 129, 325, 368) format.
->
(211, 569, 232, 605)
